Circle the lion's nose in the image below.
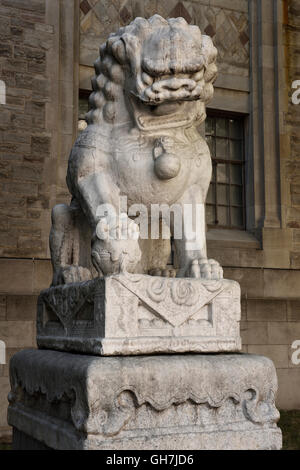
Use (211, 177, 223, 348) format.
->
(152, 77, 196, 92)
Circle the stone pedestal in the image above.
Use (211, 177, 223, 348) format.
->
(37, 274, 241, 355)
(8, 349, 282, 450)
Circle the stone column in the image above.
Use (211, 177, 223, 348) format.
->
(249, 0, 283, 230)
(46, 0, 80, 215)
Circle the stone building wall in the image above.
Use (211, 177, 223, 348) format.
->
(207, 0, 300, 411)
(0, 0, 79, 442)
(0, 0, 52, 260)
(284, 0, 300, 261)
(0, 0, 300, 443)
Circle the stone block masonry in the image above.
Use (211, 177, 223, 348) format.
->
(284, 1, 300, 258)
(0, 257, 52, 441)
(0, 0, 54, 259)
(0, 0, 79, 442)
(0, 0, 53, 441)
(0, 0, 79, 261)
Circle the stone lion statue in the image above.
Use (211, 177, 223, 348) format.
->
(50, 14, 222, 285)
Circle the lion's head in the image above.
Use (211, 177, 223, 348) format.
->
(86, 15, 217, 131)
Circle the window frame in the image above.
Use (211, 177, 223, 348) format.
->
(205, 110, 247, 231)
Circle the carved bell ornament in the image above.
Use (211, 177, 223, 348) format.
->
(153, 137, 181, 180)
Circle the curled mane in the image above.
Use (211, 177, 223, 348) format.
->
(86, 14, 218, 126)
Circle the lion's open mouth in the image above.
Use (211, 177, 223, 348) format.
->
(129, 69, 206, 130)
(130, 94, 198, 131)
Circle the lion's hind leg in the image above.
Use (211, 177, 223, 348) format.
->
(49, 200, 94, 285)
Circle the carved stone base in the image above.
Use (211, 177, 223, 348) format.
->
(8, 349, 282, 450)
(37, 274, 241, 355)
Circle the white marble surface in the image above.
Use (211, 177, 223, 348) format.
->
(37, 274, 241, 355)
(8, 349, 282, 450)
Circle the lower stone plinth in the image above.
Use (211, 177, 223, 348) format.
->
(8, 349, 282, 450)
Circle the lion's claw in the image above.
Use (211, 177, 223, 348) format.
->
(188, 259, 223, 280)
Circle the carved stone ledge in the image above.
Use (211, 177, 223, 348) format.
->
(8, 349, 282, 450)
(36, 274, 241, 355)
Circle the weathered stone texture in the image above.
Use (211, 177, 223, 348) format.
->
(0, 0, 78, 445)
(226, 266, 300, 409)
(284, 1, 300, 264)
(0, 377, 11, 439)
(0, 0, 53, 259)
(37, 275, 241, 356)
(8, 350, 282, 450)
(0, 291, 38, 440)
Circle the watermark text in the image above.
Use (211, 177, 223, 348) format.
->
(291, 340, 300, 365)
(0, 340, 5, 365)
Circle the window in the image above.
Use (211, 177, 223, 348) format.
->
(205, 114, 245, 229)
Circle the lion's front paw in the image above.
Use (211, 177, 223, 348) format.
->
(189, 259, 223, 280)
(92, 213, 141, 276)
(96, 213, 139, 242)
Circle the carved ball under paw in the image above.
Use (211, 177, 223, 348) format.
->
(91, 238, 141, 276)
(92, 214, 141, 276)
(189, 259, 223, 280)
(96, 214, 139, 241)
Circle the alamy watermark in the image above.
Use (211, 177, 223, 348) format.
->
(0, 80, 6, 105)
(95, 196, 206, 251)
(291, 340, 300, 366)
(0, 340, 5, 365)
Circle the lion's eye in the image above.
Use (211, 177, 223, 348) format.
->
(142, 72, 154, 86)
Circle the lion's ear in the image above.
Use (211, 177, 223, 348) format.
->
(201, 35, 218, 66)
(204, 63, 218, 84)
